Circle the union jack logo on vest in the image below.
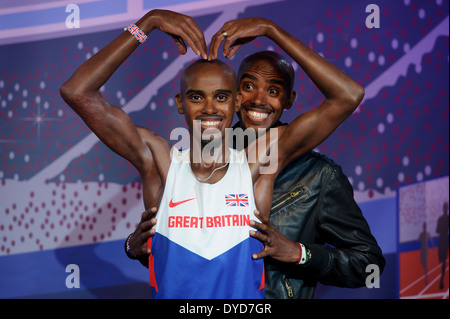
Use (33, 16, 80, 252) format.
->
(225, 194, 249, 207)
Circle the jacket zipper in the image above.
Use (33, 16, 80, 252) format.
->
(271, 189, 302, 212)
(284, 278, 294, 298)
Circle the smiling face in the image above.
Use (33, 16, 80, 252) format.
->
(237, 51, 296, 131)
(176, 60, 241, 145)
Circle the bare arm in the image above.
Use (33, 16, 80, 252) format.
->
(60, 10, 207, 176)
(271, 21, 364, 167)
(210, 18, 364, 171)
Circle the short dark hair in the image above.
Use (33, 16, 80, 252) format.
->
(237, 51, 295, 93)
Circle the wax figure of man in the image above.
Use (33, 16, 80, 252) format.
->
(126, 16, 385, 299)
(61, 9, 360, 298)
(60, 7, 363, 298)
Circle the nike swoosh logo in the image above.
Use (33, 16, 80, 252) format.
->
(169, 197, 196, 208)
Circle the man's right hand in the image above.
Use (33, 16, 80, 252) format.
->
(147, 9, 208, 59)
(128, 207, 158, 258)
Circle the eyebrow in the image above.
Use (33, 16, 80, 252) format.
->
(240, 73, 258, 82)
(215, 89, 233, 95)
(267, 79, 285, 87)
(185, 89, 233, 96)
(240, 73, 285, 87)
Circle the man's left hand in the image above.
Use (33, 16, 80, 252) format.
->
(249, 210, 301, 263)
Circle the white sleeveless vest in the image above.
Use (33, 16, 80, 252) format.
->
(147, 147, 264, 299)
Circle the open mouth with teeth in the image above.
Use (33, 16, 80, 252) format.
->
(200, 119, 222, 129)
(246, 109, 270, 122)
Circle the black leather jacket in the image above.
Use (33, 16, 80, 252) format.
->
(265, 150, 385, 299)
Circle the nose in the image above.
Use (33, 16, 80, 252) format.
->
(201, 98, 218, 114)
(250, 88, 267, 106)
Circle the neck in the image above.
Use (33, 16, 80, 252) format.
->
(189, 136, 231, 183)
(190, 134, 229, 166)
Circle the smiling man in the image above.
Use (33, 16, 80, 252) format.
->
(236, 52, 296, 129)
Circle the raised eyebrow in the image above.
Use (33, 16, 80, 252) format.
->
(240, 73, 258, 82)
(267, 79, 285, 87)
(241, 74, 285, 87)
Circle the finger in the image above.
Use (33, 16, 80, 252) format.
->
(252, 249, 269, 260)
(140, 243, 151, 255)
(220, 24, 244, 58)
(182, 18, 208, 59)
(172, 36, 188, 55)
(253, 209, 268, 223)
(172, 29, 198, 56)
(220, 28, 238, 59)
(140, 225, 156, 249)
(249, 219, 263, 231)
(224, 43, 242, 59)
(250, 218, 268, 233)
(141, 226, 155, 241)
(179, 22, 207, 58)
(249, 229, 269, 245)
(198, 38, 208, 59)
(209, 29, 226, 60)
(141, 207, 158, 221)
(141, 217, 157, 231)
(194, 28, 208, 59)
(222, 35, 235, 58)
(208, 33, 219, 60)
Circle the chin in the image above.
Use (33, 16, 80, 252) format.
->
(242, 117, 272, 131)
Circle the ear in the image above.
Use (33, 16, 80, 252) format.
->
(175, 93, 184, 114)
(234, 92, 242, 113)
(284, 90, 297, 110)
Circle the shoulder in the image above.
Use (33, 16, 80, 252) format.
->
(135, 125, 172, 178)
(136, 126, 171, 149)
(281, 151, 341, 176)
(274, 151, 348, 191)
